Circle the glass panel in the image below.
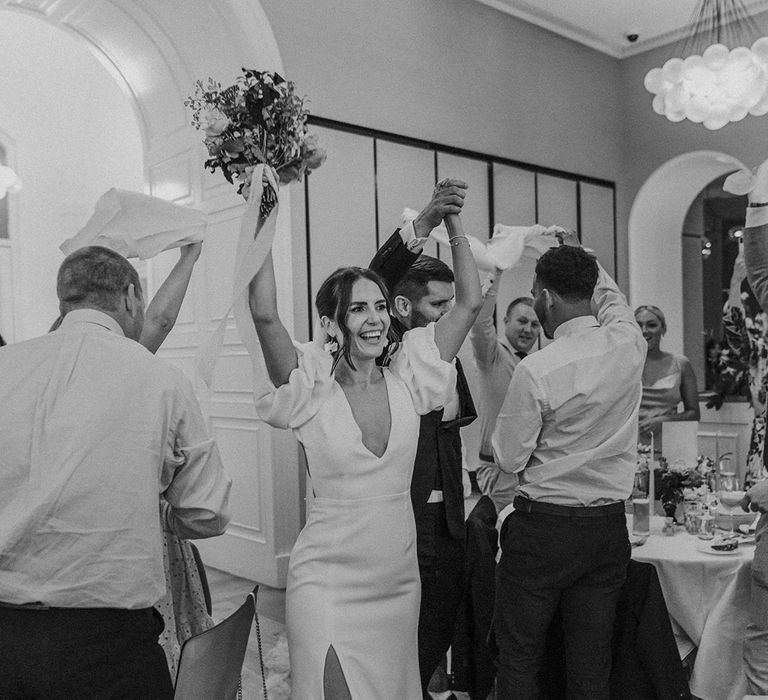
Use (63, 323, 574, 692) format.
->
(306, 126, 376, 335)
(537, 174, 577, 232)
(580, 182, 615, 278)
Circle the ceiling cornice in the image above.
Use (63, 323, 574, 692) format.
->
(475, 0, 768, 60)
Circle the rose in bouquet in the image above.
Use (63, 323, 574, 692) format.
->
(185, 69, 326, 217)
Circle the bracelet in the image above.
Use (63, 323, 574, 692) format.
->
(748, 202, 768, 207)
(449, 235, 469, 247)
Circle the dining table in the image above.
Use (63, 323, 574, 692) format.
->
(630, 515, 754, 700)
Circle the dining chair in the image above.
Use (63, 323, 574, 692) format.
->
(173, 584, 263, 700)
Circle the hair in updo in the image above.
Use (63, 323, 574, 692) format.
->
(315, 266, 391, 371)
(634, 304, 667, 334)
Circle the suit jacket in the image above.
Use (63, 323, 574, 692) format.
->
(369, 229, 477, 539)
(451, 495, 498, 698)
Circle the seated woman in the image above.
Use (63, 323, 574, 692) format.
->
(635, 305, 700, 454)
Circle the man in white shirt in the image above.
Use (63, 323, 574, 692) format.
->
(492, 242, 645, 699)
(470, 268, 540, 516)
(0, 246, 231, 698)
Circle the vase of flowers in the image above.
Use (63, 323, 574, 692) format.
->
(652, 456, 714, 523)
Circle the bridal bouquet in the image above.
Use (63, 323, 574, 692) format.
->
(185, 69, 326, 217)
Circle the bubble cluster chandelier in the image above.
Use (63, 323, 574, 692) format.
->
(644, 0, 768, 130)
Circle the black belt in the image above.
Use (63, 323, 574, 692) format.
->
(513, 496, 625, 518)
(0, 601, 50, 610)
(479, 452, 495, 464)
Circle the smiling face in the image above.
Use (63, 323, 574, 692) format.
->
(504, 302, 540, 353)
(341, 278, 391, 361)
(407, 280, 454, 328)
(635, 308, 664, 351)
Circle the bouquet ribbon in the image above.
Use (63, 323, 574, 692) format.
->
(197, 164, 279, 387)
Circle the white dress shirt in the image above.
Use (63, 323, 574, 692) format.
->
(492, 266, 645, 506)
(0, 309, 231, 608)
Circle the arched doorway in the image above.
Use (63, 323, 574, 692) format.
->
(0, 0, 299, 586)
(628, 151, 747, 356)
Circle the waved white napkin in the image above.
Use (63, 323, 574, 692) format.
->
(60, 189, 207, 260)
(401, 208, 561, 271)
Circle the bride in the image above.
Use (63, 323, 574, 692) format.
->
(247, 179, 481, 698)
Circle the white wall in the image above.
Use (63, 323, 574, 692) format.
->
(260, 0, 630, 282)
(0, 11, 143, 340)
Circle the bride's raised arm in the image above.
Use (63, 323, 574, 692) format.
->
(432, 210, 483, 361)
(248, 249, 298, 387)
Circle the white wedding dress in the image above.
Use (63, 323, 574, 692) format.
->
(254, 324, 455, 699)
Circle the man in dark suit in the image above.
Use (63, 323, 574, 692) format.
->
(370, 179, 477, 694)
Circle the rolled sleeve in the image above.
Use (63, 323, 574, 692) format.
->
(162, 375, 232, 539)
(469, 279, 500, 367)
(492, 362, 543, 473)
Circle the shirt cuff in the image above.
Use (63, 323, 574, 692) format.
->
(400, 221, 428, 253)
(497, 502, 516, 528)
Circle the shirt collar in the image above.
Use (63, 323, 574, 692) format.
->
(553, 315, 599, 340)
(58, 309, 126, 337)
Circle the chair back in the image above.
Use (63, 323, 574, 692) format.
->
(173, 585, 257, 700)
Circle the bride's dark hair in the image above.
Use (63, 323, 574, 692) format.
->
(315, 267, 391, 372)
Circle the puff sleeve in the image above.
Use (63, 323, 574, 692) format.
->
(389, 323, 457, 415)
(253, 341, 334, 429)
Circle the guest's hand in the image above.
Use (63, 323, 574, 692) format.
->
(556, 229, 581, 248)
(741, 479, 768, 513)
(180, 241, 203, 262)
(413, 178, 468, 238)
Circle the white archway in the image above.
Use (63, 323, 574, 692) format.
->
(0, 0, 299, 586)
(628, 151, 747, 355)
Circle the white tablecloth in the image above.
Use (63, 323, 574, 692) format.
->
(632, 516, 753, 700)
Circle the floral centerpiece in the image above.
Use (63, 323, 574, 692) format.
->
(635, 447, 716, 522)
(653, 456, 715, 522)
(185, 69, 326, 217)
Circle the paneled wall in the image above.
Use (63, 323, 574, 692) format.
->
(292, 117, 617, 469)
(293, 118, 617, 341)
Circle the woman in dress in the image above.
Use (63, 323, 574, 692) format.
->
(635, 304, 700, 454)
(248, 182, 481, 699)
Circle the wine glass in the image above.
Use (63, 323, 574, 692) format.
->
(719, 472, 745, 534)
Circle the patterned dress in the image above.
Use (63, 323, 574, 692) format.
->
(718, 283, 768, 487)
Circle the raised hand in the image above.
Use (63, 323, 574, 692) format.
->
(413, 178, 468, 238)
(556, 229, 581, 248)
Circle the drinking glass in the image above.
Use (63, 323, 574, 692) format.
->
(632, 498, 650, 536)
(696, 511, 715, 540)
(719, 472, 745, 534)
